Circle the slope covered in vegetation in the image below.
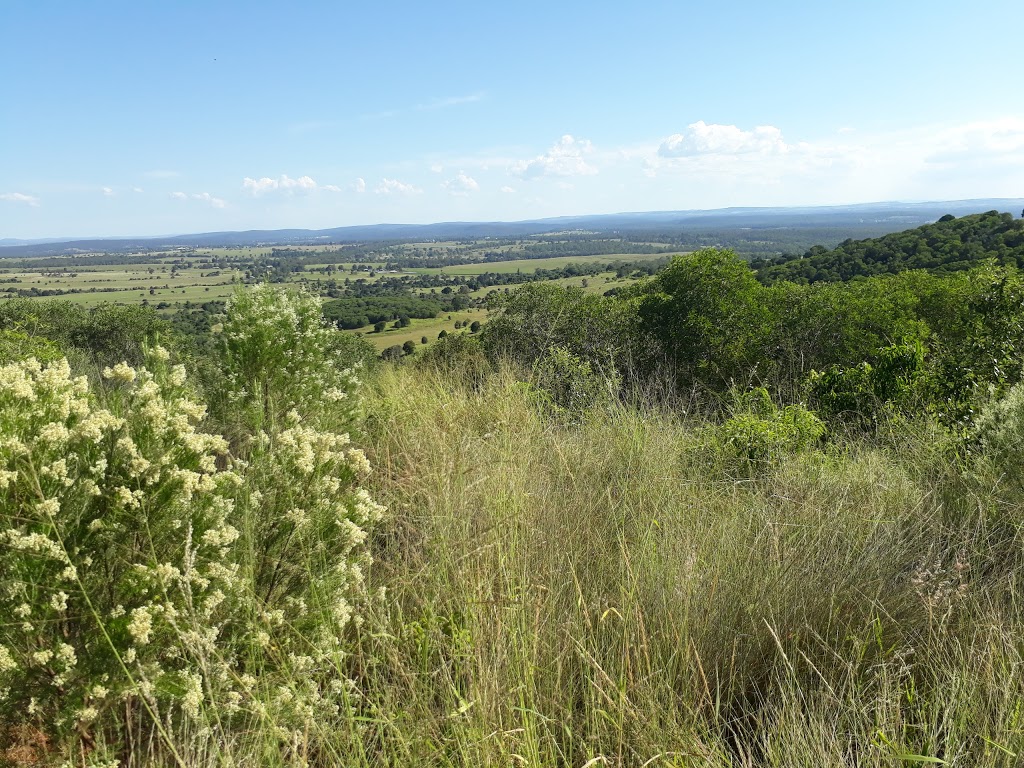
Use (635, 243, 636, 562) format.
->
(5, 236, 1024, 764)
(755, 210, 1024, 284)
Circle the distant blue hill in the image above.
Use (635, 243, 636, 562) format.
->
(3, 199, 1022, 258)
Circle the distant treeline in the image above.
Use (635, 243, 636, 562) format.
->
(321, 295, 446, 330)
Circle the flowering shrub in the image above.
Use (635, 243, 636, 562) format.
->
(0, 351, 241, 743)
(0, 285, 384, 761)
(219, 284, 363, 433)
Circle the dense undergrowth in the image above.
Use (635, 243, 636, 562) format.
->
(4, 264, 1024, 765)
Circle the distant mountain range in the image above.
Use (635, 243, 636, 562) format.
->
(3, 199, 1023, 258)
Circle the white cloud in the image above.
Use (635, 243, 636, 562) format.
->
(500, 185, 516, 193)
(375, 178, 422, 195)
(102, 187, 115, 197)
(132, 187, 144, 193)
(191, 192, 226, 209)
(644, 121, 842, 184)
(658, 121, 788, 157)
(511, 135, 598, 178)
(171, 191, 225, 208)
(353, 177, 366, 193)
(0, 192, 40, 206)
(242, 174, 319, 195)
(417, 92, 485, 111)
(923, 118, 1024, 166)
(633, 116, 1024, 207)
(322, 184, 342, 193)
(430, 163, 444, 173)
(144, 170, 180, 179)
(442, 171, 479, 196)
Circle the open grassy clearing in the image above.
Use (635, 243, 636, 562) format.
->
(347, 308, 487, 350)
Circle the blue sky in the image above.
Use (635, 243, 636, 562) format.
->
(2, 0, 1023, 238)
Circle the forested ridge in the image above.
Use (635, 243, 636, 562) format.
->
(754, 210, 1024, 283)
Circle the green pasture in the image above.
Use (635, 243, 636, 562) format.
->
(405, 252, 670, 275)
(344, 308, 487, 350)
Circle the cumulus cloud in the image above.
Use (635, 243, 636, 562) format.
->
(442, 171, 479, 196)
(242, 174, 322, 195)
(636, 116, 1024, 206)
(322, 184, 342, 192)
(170, 191, 188, 200)
(0, 192, 40, 206)
(500, 185, 516, 193)
(102, 186, 115, 197)
(353, 177, 366, 193)
(132, 187, 144, 193)
(644, 120, 843, 184)
(659, 121, 789, 157)
(512, 135, 598, 178)
(375, 178, 422, 195)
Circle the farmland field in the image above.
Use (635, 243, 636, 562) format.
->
(0, 241, 668, 350)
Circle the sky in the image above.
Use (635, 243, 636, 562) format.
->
(2, 0, 1023, 239)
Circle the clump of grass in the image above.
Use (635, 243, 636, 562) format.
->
(353, 364, 1024, 766)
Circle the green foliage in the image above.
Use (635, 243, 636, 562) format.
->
(715, 387, 824, 469)
(807, 340, 925, 426)
(533, 345, 616, 419)
(758, 210, 1024, 284)
(416, 332, 492, 389)
(926, 265, 1024, 427)
(0, 299, 167, 367)
(0, 328, 62, 365)
(636, 248, 771, 388)
(381, 344, 403, 362)
(973, 380, 1024, 494)
(322, 294, 442, 329)
(480, 282, 640, 376)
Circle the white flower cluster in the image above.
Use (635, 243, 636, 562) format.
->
(220, 284, 361, 430)
(1, 290, 384, 754)
(0, 353, 240, 730)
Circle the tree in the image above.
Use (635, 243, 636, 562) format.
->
(470, 321, 481, 333)
(636, 248, 771, 389)
(374, 321, 386, 333)
(403, 340, 417, 356)
(421, 336, 428, 344)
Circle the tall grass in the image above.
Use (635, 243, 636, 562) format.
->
(5, 346, 1024, 765)
(350, 364, 1024, 766)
